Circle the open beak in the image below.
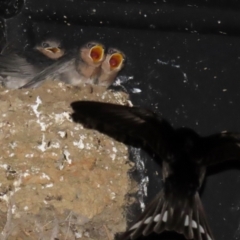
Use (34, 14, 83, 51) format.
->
(109, 53, 124, 70)
(45, 47, 61, 53)
(90, 45, 105, 63)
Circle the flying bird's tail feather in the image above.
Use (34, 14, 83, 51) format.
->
(120, 191, 214, 240)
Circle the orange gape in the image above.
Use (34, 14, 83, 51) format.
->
(109, 53, 124, 69)
(90, 45, 105, 63)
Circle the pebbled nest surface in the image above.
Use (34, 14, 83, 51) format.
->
(0, 81, 134, 240)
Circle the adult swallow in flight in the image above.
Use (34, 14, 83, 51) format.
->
(20, 41, 105, 88)
(70, 100, 240, 240)
(0, 38, 65, 89)
(97, 48, 125, 87)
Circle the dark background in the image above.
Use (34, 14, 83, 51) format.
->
(1, 1, 240, 239)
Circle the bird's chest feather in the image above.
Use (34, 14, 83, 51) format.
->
(164, 156, 202, 196)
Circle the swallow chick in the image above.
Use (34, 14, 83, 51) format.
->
(97, 48, 125, 87)
(20, 41, 105, 88)
(0, 39, 65, 89)
(70, 101, 240, 240)
(75, 42, 105, 84)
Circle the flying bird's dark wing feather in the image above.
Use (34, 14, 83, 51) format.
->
(71, 101, 174, 159)
(197, 132, 240, 166)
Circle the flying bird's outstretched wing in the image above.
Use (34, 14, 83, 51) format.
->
(196, 132, 240, 166)
(71, 101, 174, 159)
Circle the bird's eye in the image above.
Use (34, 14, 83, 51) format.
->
(108, 48, 115, 55)
(42, 42, 50, 48)
(87, 43, 94, 49)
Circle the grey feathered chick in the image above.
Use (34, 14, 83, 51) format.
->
(97, 48, 125, 87)
(0, 38, 65, 89)
(20, 41, 105, 88)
